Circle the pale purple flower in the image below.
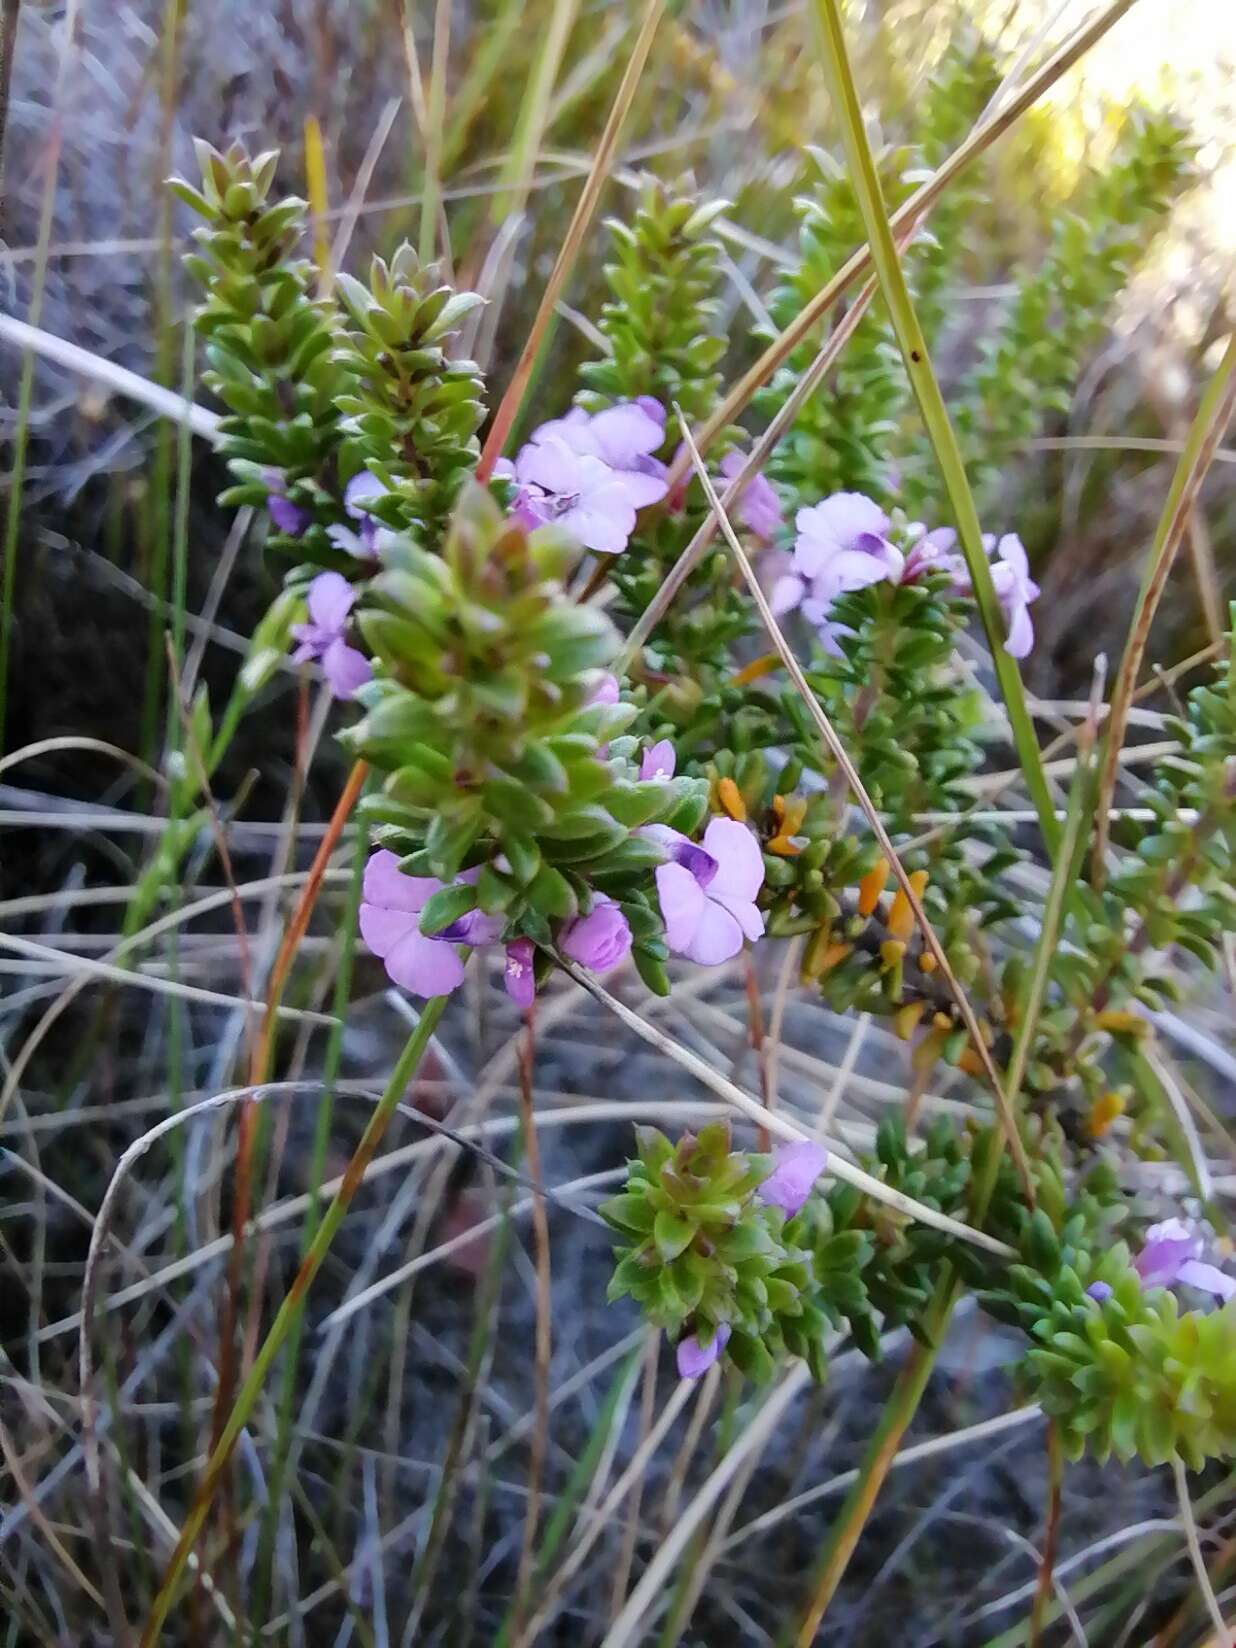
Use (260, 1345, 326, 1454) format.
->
(496, 435, 666, 555)
(265, 470, 311, 538)
(677, 1322, 731, 1379)
(504, 938, 537, 1010)
(326, 470, 387, 560)
(290, 572, 373, 698)
(640, 739, 676, 782)
(651, 817, 765, 966)
(719, 451, 782, 543)
(559, 895, 632, 973)
(1086, 1280, 1114, 1303)
(358, 850, 501, 998)
(1133, 1218, 1235, 1301)
(901, 524, 963, 585)
(588, 673, 621, 706)
(757, 1140, 828, 1217)
(532, 401, 667, 474)
(772, 492, 904, 650)
(989, 534, 1039, 659)
(947, 532, 1039, 658)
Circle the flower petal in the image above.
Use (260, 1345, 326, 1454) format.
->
(504, 938, 537, 1010)
(322, 638, 372, 698)
(676, 1323, 730, 1379)
(680, 897, 744, 965)
(770, 573, 805, 617)
(344, 469, 386, 519)
(362, 850, 439, 914)
(1003, 601, 1034, 660)
(383, 929, 466, 997)
(758, 1140, 828, 1216)
(655, 861, 707, 954)
(587, 402, 667, 467)
(640, 738, 676, 782)
(701, 818, 764, 903)
(358, 901, 418, 959)
(307, 570, 356, 632)
(1176, 1259, 1236, 1301)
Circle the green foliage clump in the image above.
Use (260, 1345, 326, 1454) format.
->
(579, 176, 730, 442)
(954, 107, 1195, 512)
(758, 39, 1000, 505)
(345, 484, 707, 992)
(602, 1122, 832, 1383)
(172, 141, 351, 555)
(810, 1117, 975, 1356)
(981, 1202, 1236, 1468)
(1029, 613, 1236, 1100)
(333, 246, 487, 540)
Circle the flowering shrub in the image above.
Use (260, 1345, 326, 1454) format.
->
(156, 101, 1236, 1642)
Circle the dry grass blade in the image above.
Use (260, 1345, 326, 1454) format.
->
(600, 1363, 814, 1648)
(0, 313, 220, 439)
(561, 961, 1014, 1260)
(1091, 332, 1236, 880)
(675, 412, 1036, 1203)
(477, 0, 666, 478)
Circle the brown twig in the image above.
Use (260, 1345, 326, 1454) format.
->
(1029, 1420, 1064, 1646)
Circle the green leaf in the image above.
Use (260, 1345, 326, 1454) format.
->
(652, 1212, 702, 1259)
(418, 883, 478, 937)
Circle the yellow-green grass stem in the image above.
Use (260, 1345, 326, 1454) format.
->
(808, 0, 1058, 855)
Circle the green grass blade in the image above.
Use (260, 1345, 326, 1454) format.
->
(808, 0, 1059, 855)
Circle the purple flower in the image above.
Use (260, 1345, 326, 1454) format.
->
(559, 895, 632, 974)
(757, 1140, 828, 1217)
(504, 938, 537, 1010)
(651, 817, 765, 966)
(676, 1323, 731, 1379)
(639, 738, 676, 782)
(1133, 1218, 1235, 1301)
(265, 470, 311, 538)
(719, 451, 782, 543)
(359, 852, 503, 998)
(588, 673, 621, 706)
(326, 470, 387, 560)
(532, 401, 667, 474)
(290, 572, 373, 699)
(946, 532, 1039, 658)
(901, 524, 963, 585)
(771, 492, 905, 653)
(1086, 1281, 1114, 1303)
(495, 436, 666, 556)
(988, 534, 1039, 659)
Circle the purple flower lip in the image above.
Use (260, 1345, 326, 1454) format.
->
(268, 493, 311, 536)
(1131, 1217, 1235, 1302)
(504, 938, 536, 1010)
(289, 571, 372, 699)
(672, 841, 718, 887)
(676, 1322, 731, 1380)
(757, 1140, 828, 1217)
